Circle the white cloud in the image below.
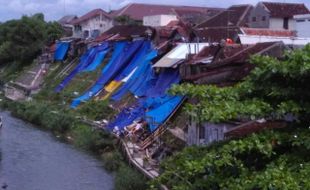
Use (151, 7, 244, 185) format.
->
(0, 0, 309, 21)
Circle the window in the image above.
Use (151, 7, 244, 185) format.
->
(252, 16, 256, 22)
(283, 17, 289, 29)
(296, 19, 305, 23)
(262, 16, 266, 21)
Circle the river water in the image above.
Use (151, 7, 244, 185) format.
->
(0, 111, 114, 190)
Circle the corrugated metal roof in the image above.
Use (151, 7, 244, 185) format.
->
(153, 43, 208, 68)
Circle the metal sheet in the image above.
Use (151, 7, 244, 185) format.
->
(153, 43, 209, 68)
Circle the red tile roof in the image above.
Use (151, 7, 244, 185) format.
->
(261, 2, 310, 18)
(174, 8, 223, 25)
(241, 27, 296, 37)
(99, 25, 151, 39)
(71, 9, 111, 25)
(58, 15, 78, 25)
(110, 3, 222, 21)
(197, 5, 253, 28)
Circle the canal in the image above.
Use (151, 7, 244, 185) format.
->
(0, 111, 114, 190)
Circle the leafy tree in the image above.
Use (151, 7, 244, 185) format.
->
(151, 45, 310, 189)
(170, 45, 310, 124)
(0, 13, 63, 65)
(114, 15, 139, 25)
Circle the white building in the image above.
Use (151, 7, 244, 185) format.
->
(72, 9, 113, 39)
(143, 15, 178, 27)
(294, 14, 310, 38)
(249, 2, 310, 30)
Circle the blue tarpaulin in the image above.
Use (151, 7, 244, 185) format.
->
(114, 41, 151, 81)
(107, 104, 145, 132)
(54, 42, 109, 92)
(54, 41, 70, 61)
(145, 68, 180, 98)
(70, 41, 144, 108)
(145, 96, 183, 132)
(83, 47, 110, 72)
(92, 40, 144, 88)
(129, 65, 157, 97)
(110, 47, 157, 101)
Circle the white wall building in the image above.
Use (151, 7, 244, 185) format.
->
(143, 15, 178, 27)
(249, 2, 310, 30)
(72, 9, 113, 39)
(294, 14, 310, 38)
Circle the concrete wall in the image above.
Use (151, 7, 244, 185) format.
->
(143, 15, 177, 27)
(250, 2, 296, 30)
(73, 14, 113, 38)
(187, 119, 235, 146)
(294, 14, 310, 37)
(269, 18, 296, 30)
(249, 3, 270, 28)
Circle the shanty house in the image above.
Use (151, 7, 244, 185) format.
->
(249, 2, 310, 30)
(181, 42, 287, 145)
(71, 9, 113, 39)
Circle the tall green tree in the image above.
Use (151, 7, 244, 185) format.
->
(0, 13, 63, 65)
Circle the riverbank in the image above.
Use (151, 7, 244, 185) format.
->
(0, 111, 114, 190)
(0, 98, 149, 190)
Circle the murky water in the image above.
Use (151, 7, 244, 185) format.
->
(0, 111, 114, 190)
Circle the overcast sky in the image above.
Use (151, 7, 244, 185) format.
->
(0, 0, 309, 22)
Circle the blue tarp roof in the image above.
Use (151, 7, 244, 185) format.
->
(54, 41, 70, 61)
(145, 68, 181, 98)
(109, 68, 183, 133)
(54, 42, 109, 92)
(111, 48, 158, 101)
(145, 95, 184, 132)
(107, 103, 145, 131)
(114, 41, 151, 81)
(71, 40, 144, 108)
(70, 42, 126, 108)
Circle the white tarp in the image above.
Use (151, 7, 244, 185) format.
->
(153, 43, 209, 68)
(239, 34, 310, 46)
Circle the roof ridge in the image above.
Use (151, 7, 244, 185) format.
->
(230, 4, 252, 7)
(261, 1, 306, 5)
(195, 8, 226, 28)
(236, 5, 253, 26)
(117, 3, 133, 16)
(116, 2, 218, 9)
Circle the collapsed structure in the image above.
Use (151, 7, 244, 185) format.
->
(6, 1, 310, 179)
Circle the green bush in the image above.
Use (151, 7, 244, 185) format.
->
(101, 151, 123, 172)
(77, 100, 115, 121)
(72, 124, 102, 150)
(115, 164, 148, 190)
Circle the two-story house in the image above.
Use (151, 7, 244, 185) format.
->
(249, 2, 310, 30)
(71, 9, 113, 39)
